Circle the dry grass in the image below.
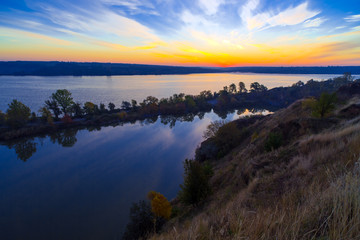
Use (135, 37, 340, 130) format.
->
(151, 99, 360, 240)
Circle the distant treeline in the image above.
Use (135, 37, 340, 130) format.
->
(0, 73, 358, 142)
(0, 61, 359, 76)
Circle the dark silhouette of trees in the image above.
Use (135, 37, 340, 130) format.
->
(121, 101, 131, 110)
(84, 102, 95, 115)
(239, 81, 247, 93)
(250, 82, 267, 92)
(108, 102, 115, 112)
(71, 102, 83, 118)
(6, 99, 31, 128)
(45, 99, 61, 119)
(229, 83, 237, 93)
(51, 89, 74, 115)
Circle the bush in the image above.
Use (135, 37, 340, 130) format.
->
(6, 99, 31, 128)
(203, 120, 228, 139)
(179, 159, 212, 205)
(264, 132, 283, 152)
(122, 200, 154, 240)
(61, 114, 73, 124)
(311, 92, 337, 118)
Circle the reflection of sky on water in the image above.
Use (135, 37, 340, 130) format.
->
(0, 109, 268, 239)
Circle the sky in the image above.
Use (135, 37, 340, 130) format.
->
(0, 0, 359, 67)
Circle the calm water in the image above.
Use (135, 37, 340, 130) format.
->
(0, 109, 269, 240)
(0, 73, 352, 112)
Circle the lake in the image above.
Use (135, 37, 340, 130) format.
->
(0, 73, 352, 112)
(0, 72, 350, 239)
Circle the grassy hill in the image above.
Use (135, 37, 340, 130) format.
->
(151, 82, 360, 240)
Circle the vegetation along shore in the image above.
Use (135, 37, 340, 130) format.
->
(122, 75, 360, 239)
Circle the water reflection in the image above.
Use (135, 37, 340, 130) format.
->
(2, 109, 270, 162)
(0, 108, 271, 240)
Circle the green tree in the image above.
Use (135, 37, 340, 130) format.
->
(51, 89, 74, 115)
(38, 107, 53, 124)
(311, 92, 337, 118)
(83, 102, 95, 115)
(6, 99, 31, 128)
(239, 81, 247, 93)
(179, 159, 212, 205)
(45, 99, 61, 120)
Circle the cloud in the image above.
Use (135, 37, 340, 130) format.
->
(240, 1, 320, 30)
(198, 0, 225, 15)
(303, 17, 327, 28)
(345, 14, 360, 22)
(100, 0, 159, 15)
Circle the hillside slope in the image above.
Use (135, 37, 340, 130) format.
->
(153, 82, 360, 240)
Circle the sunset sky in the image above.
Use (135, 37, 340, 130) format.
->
(1, 0, 360, 67)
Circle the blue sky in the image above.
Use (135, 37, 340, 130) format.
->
(0, 0, 359, 66)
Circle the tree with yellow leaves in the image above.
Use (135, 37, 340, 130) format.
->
(147, 191, 172, 233)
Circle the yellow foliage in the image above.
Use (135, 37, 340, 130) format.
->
(148, 191, 172, 219)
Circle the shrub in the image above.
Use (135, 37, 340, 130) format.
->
(61, 114, 73, 124)
(122, 200, 154, 240)
(311, 92, 337, 118)
(264, 132, 283, 152)
(203, 120, 228, 139)
(6, 99, 31, 128)
(179, 159, 212, 205)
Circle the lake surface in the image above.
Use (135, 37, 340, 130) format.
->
(0, 108, 270, 240)
(0, 73, 353, 112)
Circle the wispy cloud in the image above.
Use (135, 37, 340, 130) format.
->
(240, 1, 320, 30)
(303, 17, 327, 28)
(198, 0, 225, 15)
(345, 14, 360, 22)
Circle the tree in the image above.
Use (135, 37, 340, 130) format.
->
(38, 107, 53, 124)
(131, 100, 138, 110)
(229, 83, 237, 93)
(179, 159, 212, 205)
(292, 81, 304, 87)
(70, 102, 83, 118)
(99, 103, 106, 113)
(121, 101, 131, 110)
(311, 92, 337, 118)
(108, 102, 115, 112)
(203, 120, 228, 139)
(239, 81, 247, 93)
(51, 89, 74, 115)
(147, 191, 172, 233)
(250, 82, 268, 92)
(45, 99, 61, 120)
(83, 102, 95, 115)
(6, 99, 31, 128)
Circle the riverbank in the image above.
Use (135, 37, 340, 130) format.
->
(150, 82, 360, 239)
